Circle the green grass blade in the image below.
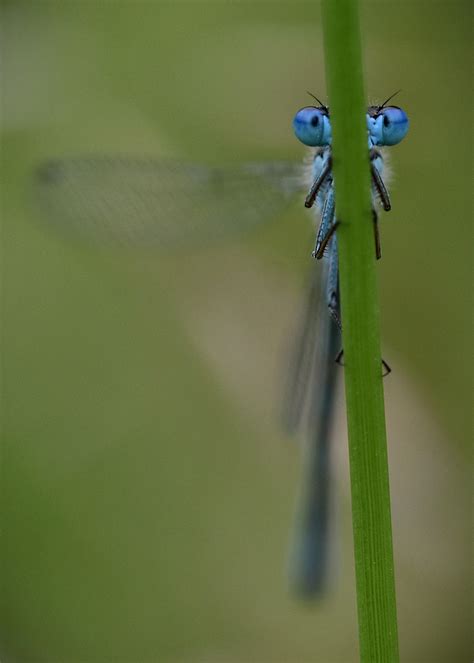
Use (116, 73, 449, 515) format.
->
(321, 1, 400, 660)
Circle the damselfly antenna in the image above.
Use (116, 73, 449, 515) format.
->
(378, 89, 402, 109)
(306, 91, 328, 111)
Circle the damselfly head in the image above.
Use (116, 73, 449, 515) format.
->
(293, 95, 332, 147)
(367, 92, 409, 146)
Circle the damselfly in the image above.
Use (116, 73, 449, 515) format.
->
(34, 95, 408, 597)
(286, 94, 408, 596)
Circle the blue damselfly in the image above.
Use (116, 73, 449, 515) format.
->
(34, 95, 408, 597)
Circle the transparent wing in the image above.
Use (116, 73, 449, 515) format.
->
(284, 261, 341, 597)
(282, 263, 323, 434)
(34, 157, 304, 248)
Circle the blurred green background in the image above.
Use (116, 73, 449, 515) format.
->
(1, 1, 471, 662)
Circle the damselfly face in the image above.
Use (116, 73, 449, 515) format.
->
(366, 105, 409, 146)
(292, 106, 332, 147)
(292, 101, 409, 148)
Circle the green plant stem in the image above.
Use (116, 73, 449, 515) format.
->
(321, 1, 399, 661)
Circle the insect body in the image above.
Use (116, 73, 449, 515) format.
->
(286, 97, 408, 596)
(33, 97, 408, 598)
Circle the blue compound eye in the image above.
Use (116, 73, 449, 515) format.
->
(368, 106, 409, 146)
(293, 106, 332, 146)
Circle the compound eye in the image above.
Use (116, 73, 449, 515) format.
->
(293, 107, 331, 146)
(369, 106, 409, 146)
